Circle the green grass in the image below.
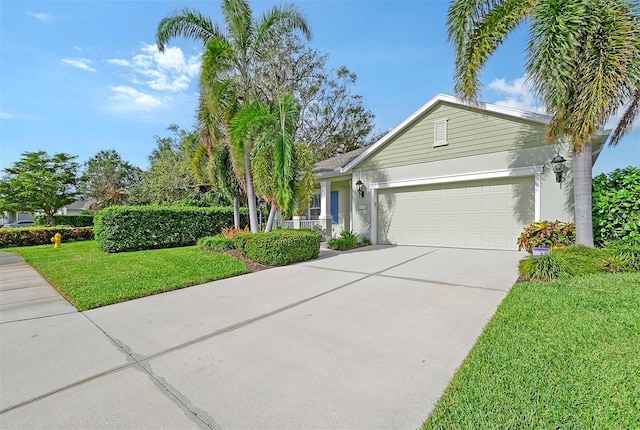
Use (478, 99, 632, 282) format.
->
(424, 272, 640, 429)
(5, 241, 248, 311)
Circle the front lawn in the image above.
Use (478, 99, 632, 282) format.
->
(5, 241, 248, 310)
(424, 272, 640, 429)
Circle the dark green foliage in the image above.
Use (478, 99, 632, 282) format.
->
(518, 253, 567, 282)
(0, 151, 80, 224)
(33, 214, 94, 227)
(198, 235, 235, 252)
(518, 245, 639, 281)
(593, 166, 640, 246)
(517, 220, 575, 252)
(94, 206, 249, 253)
(327, 230, 370, 251)
(0, 227, 93, 248)
(233, 229, 320, 266)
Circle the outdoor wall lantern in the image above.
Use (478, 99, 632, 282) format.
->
(355, 180, 365, 197)
(551, 154, 567, 183)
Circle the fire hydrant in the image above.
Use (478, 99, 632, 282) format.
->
(51, 233, 62, 249)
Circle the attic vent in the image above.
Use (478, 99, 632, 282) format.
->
(433, 119, 449, 147)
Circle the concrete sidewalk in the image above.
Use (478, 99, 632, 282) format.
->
(0, 246, 523, 429)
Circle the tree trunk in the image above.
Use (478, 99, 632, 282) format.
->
(264, 205, 276, 232)
(573, 142, 594, 247)
(47, 212, 56, 226)
(233, 196, 240, 228)
(244, 151, 259, 233)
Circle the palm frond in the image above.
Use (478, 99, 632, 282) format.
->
(156, 8, 222, 51)
(611, 86, 640, 145)
(222, 0, 253, 54)
(448, 0, 537, 101)
(255, 4, 312, 51)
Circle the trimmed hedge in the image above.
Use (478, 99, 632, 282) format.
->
(234, 229, 321, 266)
(94, 206, 249, 253)
(0, 227, 94, 248)
(34, 214, 94, 227)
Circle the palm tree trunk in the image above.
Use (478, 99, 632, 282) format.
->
(264, 205, 276, 232)
(244, 151, 259, 233)
(233, 196, 240, 228)
(573, 142, 594, 247)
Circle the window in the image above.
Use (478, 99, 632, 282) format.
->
(433, 118, 448, 147)
(309, 193, 320, 220)
(308, 191, 338, 224)
(331, 191, 338, 224)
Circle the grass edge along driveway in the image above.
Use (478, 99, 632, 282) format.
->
(4, 241, 248, 311)
(423, 272, 640, 429)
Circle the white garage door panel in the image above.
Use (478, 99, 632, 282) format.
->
(377, 177, 534, 250)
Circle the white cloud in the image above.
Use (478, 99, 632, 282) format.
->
(107, 58, 130, 67)
(61, 58, 97, 73)
(26, 9, 53, 23)
(487, 76, 546, 114)
(128, 44, 200, 92)
(0, 109, 39, 120)
(102, 44, 200, 116)
(109, 86, 164, 111)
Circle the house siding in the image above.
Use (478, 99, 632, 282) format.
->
(360, 102, 549, 170)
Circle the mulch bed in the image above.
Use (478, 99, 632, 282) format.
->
(222, 249, 273, 272)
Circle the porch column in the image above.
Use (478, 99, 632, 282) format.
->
(318, 180, 333, 239)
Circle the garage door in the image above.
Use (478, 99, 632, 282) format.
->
(377, 177, 534, 250)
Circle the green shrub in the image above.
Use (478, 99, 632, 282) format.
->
(553, 246, 618, 276)
(519, 253, 567, 282)
(518, 245, 640, 281)
(327, 230, 367, 251)
(0, 227, 94, 248)
(198, 235, 235, 252)
(234, 229, 320, 266)
(360, 236, 372, 246)
(33, 214, 94, 227)
(517, 220, 575, 252)
(94, 206, 249, 253)
(593, 166, 640, 246)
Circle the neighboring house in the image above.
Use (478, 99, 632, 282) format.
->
(1, 212, 34, 226)
(307, 94, 608, 251)
(57, 199, 96, 215)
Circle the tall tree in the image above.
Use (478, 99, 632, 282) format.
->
(79, 150, 142, 209)
(0, 151, 80, 225)
(157, 0, 311, 233)
(129, 127, 201, 206)
(255, 33, 379, 160)
(448, 0, 640, 246)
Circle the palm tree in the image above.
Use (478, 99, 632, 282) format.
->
(448, 0, 640, 246)
(157, 0, 311, 232)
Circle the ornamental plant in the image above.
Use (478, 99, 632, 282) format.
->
(517, 220, 575, 253)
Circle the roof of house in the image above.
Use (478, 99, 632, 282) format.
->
(313, 146, 368, 174)
(65, 199, 95, 210)
(314, 93, 610, 177)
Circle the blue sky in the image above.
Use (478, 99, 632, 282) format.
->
(1, 0, 638, 175)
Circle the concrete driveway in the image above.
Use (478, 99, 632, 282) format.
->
(1, 245, 524, 429)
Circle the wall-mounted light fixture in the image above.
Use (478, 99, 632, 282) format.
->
(551, 154, 567, 183)
(355, 180, 365, 197)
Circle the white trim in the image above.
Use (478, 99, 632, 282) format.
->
(535, 172, 541, 221)
(370, 166, 544, 190)
(370, 188, 378, 245)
